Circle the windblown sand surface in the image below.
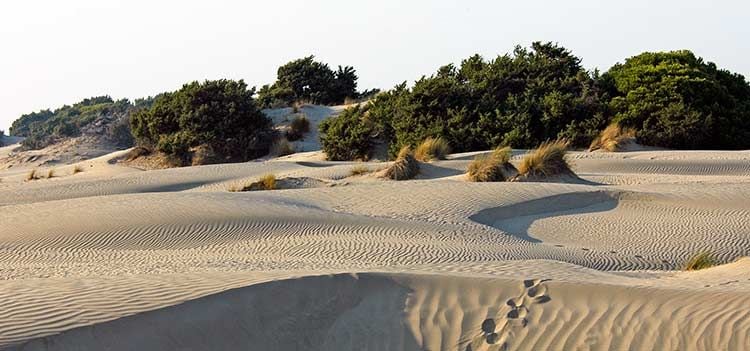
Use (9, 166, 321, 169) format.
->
(1, 143, 749, 349)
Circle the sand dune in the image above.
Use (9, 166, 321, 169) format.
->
(1, 148, 749, 350)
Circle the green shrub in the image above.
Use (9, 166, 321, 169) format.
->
(130, 79, 273, 163)
(257, 56, 361, 107)
(319, 104, 386, 161)
(319, 42, 609, 160)
(602, 50, 750, 149)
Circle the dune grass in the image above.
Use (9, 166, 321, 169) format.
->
(414, 137, 451, 162)
(26, 169, 39, 181)
(228, 174, 277, 192)
(349, 165, 371, 176)
(72, 165, 84, 174)
(270, 137, 295, 157)
(383, 146, 419, 180)
(287, 114, 311, 141)
(589, 123, 636, 152)
(467, 147, 514, 182)
(683, 252, 716, 271)
(517, 139, 572, 178)
(47, 169, 55, 178)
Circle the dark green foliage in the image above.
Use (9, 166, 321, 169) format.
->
(130, 79, 273, 162)
(603, 50, 750, 149)
(320, 42, 609, 159)
(286, 115, 311, 141)
(319, 104, 385, 161)
(10, 96, 137, 150)
(257, 56, 361, 107)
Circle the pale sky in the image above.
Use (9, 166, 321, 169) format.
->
(1, 0, 748, 132)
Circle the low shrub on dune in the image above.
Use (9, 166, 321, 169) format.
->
(286, 114, 311, 141)
(683, 252, 716, 271)
(270, 137, 295, 157)
(26, 169, 39, 181)
(414, 137, 451, 162)
(382, 146, 419, 180)
(589, 123, 636, 152)
(516, 139, 573, 179)
(467, 147, 517, 182)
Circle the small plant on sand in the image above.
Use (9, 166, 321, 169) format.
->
(286, 114, 311, 141)
(683, 252, 716, 271)
(47, 169, 55, 178)
(270, 137, 295, 157)
(228, 174, 277, 192)
(72, 165, 83, 174)
(589, 123, 636, 152)
(349, 165, 371, 176)
(414, 137, 451, 162)
(26, 169, 39, 181)
(382, 146, 419, 180)
(467, 147, 516, 182)
(259, 174, 276, 190)
(517, 139, 572, 178)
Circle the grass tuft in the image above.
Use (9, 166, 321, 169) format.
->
(414, 137, 451, 162)
(270, 137, 295, 157)
(517, 139, 572, 178)
(467, 147, 515, 182)
(349, 165, 371, 176)
(72, 165, 83, 174)
(26, 169, 39, 181)
(47, 169, 55, 178)
(589, 123, 636, 152)
(260, 174, 276, 190)
(382, 146, 419, 180)
(286, 114, 311, 141)
(683, 252, 716, 271)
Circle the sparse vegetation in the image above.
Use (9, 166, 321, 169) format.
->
(286, 115, 311, 141)
(270, 137, 295, 157)
(589, 123, 636, 152)
(466, 147, 515, 182)
(26, 169, 39, 181)
(229, 174, 277, 192)
(72, 165, 83, 174)
(382, 146, 419, 180)
(47, 169, 55, 178)
(683, 252, 717, 271)
(414, 137, 451, 162)
(125, 146, 152, 161)
(349, 165, 372, 176)
(517, 139, 572, 178)
(130, 79, 274, 164)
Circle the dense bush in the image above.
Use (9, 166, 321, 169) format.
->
(602, 50, 750, 149)
(130, 79, 273, 162)
(9, 96, 139, 150)
(319, 42, 610, 159)
(257, 56, 361, 107)
(318, 104, 386, 161)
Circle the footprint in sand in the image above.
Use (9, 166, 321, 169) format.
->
(462, 279, 551, 351)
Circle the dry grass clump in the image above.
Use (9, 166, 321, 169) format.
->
(466, 147, 516, 182)
(382, 146, 420, 180)
(26, 169, 39, 181)
(349, 165, 371, 176)
(72, 165, 84, 174)
(683, 252, 716, 271)
(229, 174, 277, 192)
(270, 137, 295, 157)
(286, 115, 311, 141)
(517, 139, 572, 178)
(589, 123, 636, 152)
(414, 137, 451, 162)
(47, 169, 55, 178)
